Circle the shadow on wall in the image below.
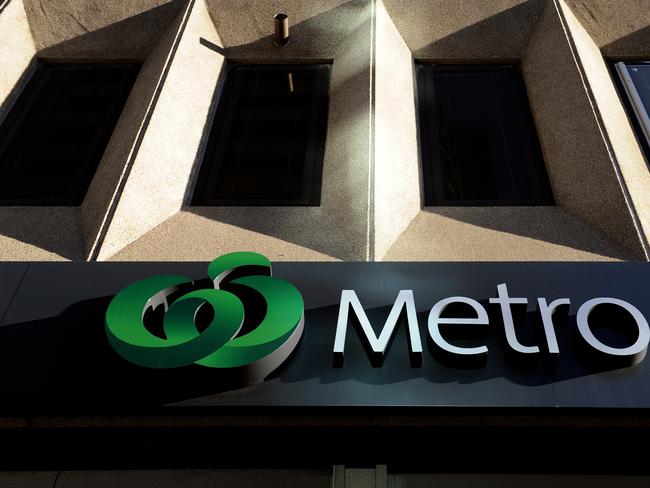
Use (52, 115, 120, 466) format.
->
(564, 0, 650, 58)
(205, 0, 365, 57)
(383, 0, 545, 61)
(183, 208, 355, 260)
(0, 209, 84, 260)
(603, 25, 650, 59)
(25, 0, 185, 59)
(420, 207, 634, 260)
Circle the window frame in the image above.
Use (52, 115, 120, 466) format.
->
(0, 61, 140, 206)
(612, 61, 650, 163)
(191, 62, 331, 207)
(415, 63, 554, 207)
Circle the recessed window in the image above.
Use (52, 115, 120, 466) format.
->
(191, 64, 330, 206)
(416, 65, 554, 206)
(613, 62, 650, 161)
(0, 63, 139, 205)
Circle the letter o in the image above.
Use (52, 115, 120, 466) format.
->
(576, 297, 650, 364)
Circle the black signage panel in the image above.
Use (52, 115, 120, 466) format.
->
(1, 261, 650, 411)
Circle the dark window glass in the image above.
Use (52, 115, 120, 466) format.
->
(613, 62, 650, 162)
(192, 64, 330, 206)
(0, 63, 139, 205)
(416, 65, 554, 205)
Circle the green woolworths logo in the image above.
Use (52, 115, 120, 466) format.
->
(105, 252, 304, 381)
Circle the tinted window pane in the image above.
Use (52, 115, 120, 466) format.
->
(0, 63, 139, 205)
(192, 64, 330, 206)
(417, 65, 554, 205)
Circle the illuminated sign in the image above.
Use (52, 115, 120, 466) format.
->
(105, 253, 650, 380)
(1, 260, 649, 409)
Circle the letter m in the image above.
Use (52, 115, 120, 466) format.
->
(333, 290, 422, 367)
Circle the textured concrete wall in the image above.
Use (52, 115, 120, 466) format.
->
(0, 208, 83, 260)
(1, 0, 646, 262)
(382, 0, 545, 61)
(81, 3, 187, 259)
(23, 0, 185, 59)
(564, 0, 650, 58)
(373, 0, 420, 260)
(317, 0, 372, 260)
(384, 207, 633, 261)
(110, 209, 347, 261)
(523, 0, 646, 258)
(96, 0, 225, 260)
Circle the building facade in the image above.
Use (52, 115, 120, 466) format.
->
(1, 0, 650, 486)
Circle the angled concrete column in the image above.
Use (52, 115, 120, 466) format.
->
(372, 0, 420, 261)
(556, 0, 650, 257)
(93, 0, 227, 260)
(82, 0, 191, 259)
(522, 0, 650, 259)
